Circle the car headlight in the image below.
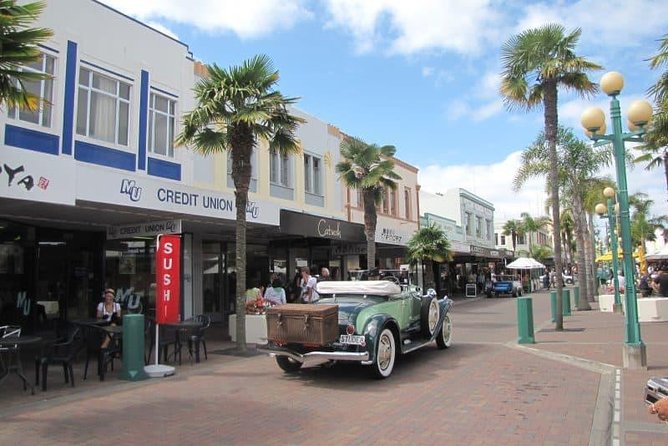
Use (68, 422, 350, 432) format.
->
(364, 319, 378, 338)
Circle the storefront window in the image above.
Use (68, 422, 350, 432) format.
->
(105, 239, 155, 315)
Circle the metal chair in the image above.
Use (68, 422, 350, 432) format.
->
(35, 325, 83, 391)
(184, 315, 210, 363)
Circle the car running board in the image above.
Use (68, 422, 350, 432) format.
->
(400, 338, 434, 354)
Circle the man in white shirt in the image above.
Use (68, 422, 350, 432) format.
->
(300, 267, 319, 303)
(617, 271, 626, 290)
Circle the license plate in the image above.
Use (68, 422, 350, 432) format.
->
(339, 334, 366, 346)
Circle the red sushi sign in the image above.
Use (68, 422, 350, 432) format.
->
(156, 234, 181, 323)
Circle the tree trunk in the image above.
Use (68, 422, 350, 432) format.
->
(573, 194, 591, 310)
(363, 188, 378, 270)
(230, 127, 254, 352)
(664, 148, 668, 192)
(544, 83, 564, 330)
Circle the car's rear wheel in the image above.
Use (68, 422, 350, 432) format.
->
(371, 327, 396, 379)
(436, 313, 452, 349)
(420, 296, 440, 337)
(276, 356, 302, 373)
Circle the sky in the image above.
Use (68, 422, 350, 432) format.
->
(100, 0, 668, 222)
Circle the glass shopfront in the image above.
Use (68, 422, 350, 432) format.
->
(104, 238, 156, 316)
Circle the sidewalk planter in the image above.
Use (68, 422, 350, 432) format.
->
(598, 294, 616, 312)
(636, 297, 668, 322)
(228, 314, 268, 344)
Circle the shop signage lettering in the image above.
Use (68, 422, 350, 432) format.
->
(317, 219, 342, 239)
(16, 291, 30, 316)
(107, 219, 182, 240)
(379, 228, 403, 243)
(113, 288, 142, 311)
(156, 234, 181, 324)
(120, 179, 142, 202)
(1, 162, 50, 192)
(332, 244, 367, 256)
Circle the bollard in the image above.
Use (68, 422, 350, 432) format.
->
(562, 289, 572, 316)
(119, 314, 149, 381)
(550, 290, 557, 322)
(573, 286, 580, 309)
(517, 296, 535, 344)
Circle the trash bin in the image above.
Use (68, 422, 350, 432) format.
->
(517, 296, 535, 344)
(119, 314, 149, 381)
(562, 289, 572, 316)
(550, 290, 557, 322)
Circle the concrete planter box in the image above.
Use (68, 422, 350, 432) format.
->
(599, 294, 616, 312)
(637, 297, 668, 322)
(228, 314, 268, 344)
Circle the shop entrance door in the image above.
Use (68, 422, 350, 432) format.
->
(202, 241, 225, 322)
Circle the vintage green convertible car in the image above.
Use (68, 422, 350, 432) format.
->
(259, 280, 453, 379)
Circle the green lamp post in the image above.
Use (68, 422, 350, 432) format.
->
(595, 189, 622, 313)
(581, 71, 652, 369)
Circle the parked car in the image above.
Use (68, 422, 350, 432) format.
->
(539, 273, 574, 285)
(491, 275, 523, 297)
(259, 281, 453, 379)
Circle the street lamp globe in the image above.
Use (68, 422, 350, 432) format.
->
(595, 203, 607, 215)
(603, 187, 616, 199)
(581, 107, 606, 132)
(627, 100, 653, 127)
(601, 71, 624, 96)
(627, 120, 639, 132)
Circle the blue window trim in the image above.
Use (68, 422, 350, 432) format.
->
(74, 140, 136, 171)
(61, 41, 77, 155)
(4, 124, 59, 155)
(138, 70, 149, 170)
(150, 86, 179, 99)
(147, 157, 181, 181)
(80, 59, 134, 82)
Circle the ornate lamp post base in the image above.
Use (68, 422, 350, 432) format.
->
(613, 303, 623, 314)
(623, 343, 647, 369)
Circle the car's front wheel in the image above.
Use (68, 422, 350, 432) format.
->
(276, 356, 303, 373)
(436, 313, 452, 349)
(371, 327, 396, 379)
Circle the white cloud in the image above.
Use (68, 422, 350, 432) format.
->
(99, 0, 312, 39)
(418, 150, 668, 224)
(514, 1, 668, 52)
(421, 66, 435, 77)
(323, 0, 502, 55)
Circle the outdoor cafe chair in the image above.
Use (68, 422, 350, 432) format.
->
(184, 315, 210, 363)
(35, 324, 83, 391)
(80, 323, 120, 381)
(0, 325, 21, 374)
(146, 318, 182, 365)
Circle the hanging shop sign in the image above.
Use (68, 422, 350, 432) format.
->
(332, 243, 367, 256)
(107, 219, 182, 240)
(470, 245, 511, 259)
(156, 234, 181, 324)
(0, 146, 75, 205)
(77, 165, 280, 225)
(279, 210, 365, 241)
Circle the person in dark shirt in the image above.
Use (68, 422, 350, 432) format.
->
(658, 271, 668, 297)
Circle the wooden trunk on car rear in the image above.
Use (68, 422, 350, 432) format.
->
(266, 304, 339, 344)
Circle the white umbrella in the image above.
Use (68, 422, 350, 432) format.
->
(506, 257, 546, 269)
(646, 244, 668, 261)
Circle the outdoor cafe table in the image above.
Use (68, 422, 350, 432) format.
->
(0, 335, 42, 395)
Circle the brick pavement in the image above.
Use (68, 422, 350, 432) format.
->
(0, 292, 666, 445)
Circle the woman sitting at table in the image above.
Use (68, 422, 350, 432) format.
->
(97, 288, 121, 348)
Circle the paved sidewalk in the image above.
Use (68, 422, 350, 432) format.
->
(519, 291, 668, 445)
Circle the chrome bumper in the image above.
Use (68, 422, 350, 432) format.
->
(257, 346, 369, 363)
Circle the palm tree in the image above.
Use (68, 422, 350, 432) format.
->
(529, 244, 553, 264)
(501, 24, 601, 327)
(560, 209, 575, 265)
(406, 223, 452, 290)
(520, 212, 551, 253)
(336, 137, 401, 269)
(502, 219, 521, 252)
(638, 33, 668, 191)
(176, 55, 302, 351)
(0, 0, 53, 109)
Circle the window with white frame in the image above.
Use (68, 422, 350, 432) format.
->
(148, 93, 175, 157)
(8, 52, 55, 127)
(304, 153, 322, 195)
(465, 212, 473, 236)
(227, 149, 257, 184)
(486, 219, 493, 241)
(270, 151, 291, 187)
(476, 216, 482, 238)
(500, 235, 506, 245)
(76, 67, 131, 146)
(404, 187, 411, 220)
